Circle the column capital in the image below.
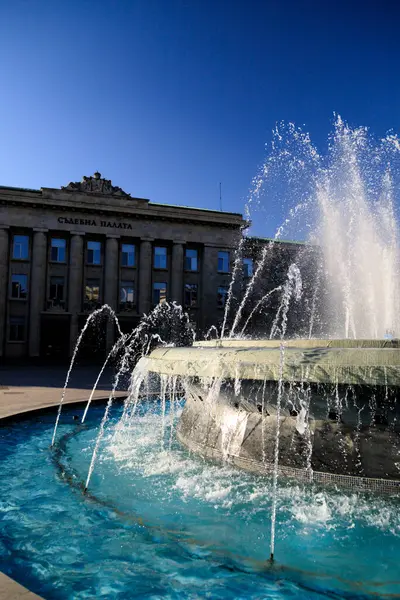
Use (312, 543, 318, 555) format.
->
(173, 239, 186, 245)
(33, 228, 48, 233)
(70, 231, 86, 236)
(0, 224, 9, 230)
(140, 237, 154, 243)
(106, 234, 120, 240)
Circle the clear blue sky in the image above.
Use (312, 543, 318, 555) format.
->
(0, 0, 398, 236)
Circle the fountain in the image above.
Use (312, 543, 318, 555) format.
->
(2, 117, 400, 599)
(127, 116, 400, 569)
(143, 338, 400, 489)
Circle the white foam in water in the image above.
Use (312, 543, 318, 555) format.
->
(291, 492, 332, 526)
(283, 486, 400, 535)
(91, 409, 400, 541)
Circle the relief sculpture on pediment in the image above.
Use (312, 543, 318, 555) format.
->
(62, 171, 130, 196)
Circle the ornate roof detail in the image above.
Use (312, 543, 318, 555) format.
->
(62, 172, 130, 196)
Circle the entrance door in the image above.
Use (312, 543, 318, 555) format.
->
(76, 314, 107, 364)
(40, 314, 71, 362)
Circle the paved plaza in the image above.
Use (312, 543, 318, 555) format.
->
(0, 364, 127, 420)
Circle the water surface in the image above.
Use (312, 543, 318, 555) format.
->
(1, 401, 399, 599)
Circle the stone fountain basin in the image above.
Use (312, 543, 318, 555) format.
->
(144, 339, 400, 490)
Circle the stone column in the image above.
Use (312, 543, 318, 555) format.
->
(201, 244, 217, 333)
(171, 241, 184, 306)
(68, 232, 84, 356)
(29, 229, 48, 357)
(0, 226, 9, 358)
(104, 235, 119, 350)
(138, 238, 153, 316)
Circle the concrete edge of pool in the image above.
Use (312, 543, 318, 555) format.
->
(0, 384, 127, 600)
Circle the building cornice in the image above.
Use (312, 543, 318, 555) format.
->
(0, 186, 246, 230)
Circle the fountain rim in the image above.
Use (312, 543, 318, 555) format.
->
(196, 338, 400, 349)
(145, 338, 400, 386)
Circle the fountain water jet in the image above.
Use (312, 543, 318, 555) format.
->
(313, 117, 400, 338)
(82, 333, 128, 423)
(269, 343, 285, 561)
(239, 285, 282, 337)
(83, 301, 194, 490)
(51, 304, 122, 446)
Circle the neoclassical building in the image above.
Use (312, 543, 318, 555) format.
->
(0, 172, 247, 360)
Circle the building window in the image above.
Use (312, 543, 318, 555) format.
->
(12, 235, 29, 260)
(184, 283, 198, 307)
(87, 241, 101, 265)
(218, 251, 230, 273)
(11, 274, 28, 299)
(49, 276, 65, 308)
(120, 281, 135, 311)
(9, 316, 25, 341)
(51, 238, 66, 262)
(217, 286, 229, 308)
(153, 282, 167, 305)
(154, 246, 167, 269)
(185, 248, 198, 271)
(121, 244, 135, 267)
(243, 258, 253, 278)
(84, 279, 101, 310)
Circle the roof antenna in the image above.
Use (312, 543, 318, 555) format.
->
(219, 182, 223, 211)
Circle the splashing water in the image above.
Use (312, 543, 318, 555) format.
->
(51, 304, 122, 446)
(315, 118, 400, 338)
(223, 115, 400, 339)
(84, 302, 194, 490)
(82, 333, 128, 423)
(239, 285, 283, 337)
(270, 264, 303, 339)
(85, 351, 149, 491)
(205, 324, 219, 340)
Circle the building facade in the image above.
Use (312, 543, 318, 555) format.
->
(0, 172, 246, 361)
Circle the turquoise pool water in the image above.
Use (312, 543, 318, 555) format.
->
(1, 400, 399, 599)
